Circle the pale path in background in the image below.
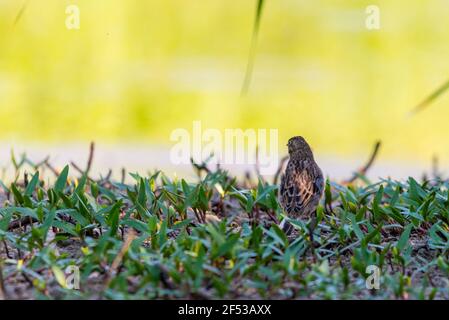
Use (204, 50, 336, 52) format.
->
(0, 143, 435, 183)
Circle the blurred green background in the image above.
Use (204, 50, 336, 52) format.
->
(1, 0, 449, 166)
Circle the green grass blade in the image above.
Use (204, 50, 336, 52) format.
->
(241, 0, 265, 95)
(13, 0, 29, 27)
(54, 165, 69, 193)
(25, 171, 39, 196)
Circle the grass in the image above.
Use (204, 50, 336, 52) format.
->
(241, 0, 265, 95)
(2, 0, 448, 300)
(410, 78, 449, 115)
(0, 148, 449, 300)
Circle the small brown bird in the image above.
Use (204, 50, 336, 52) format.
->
(279, 136, 324, 235)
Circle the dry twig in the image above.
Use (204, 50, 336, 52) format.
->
(190, 157, 211, 176)
(254, 145, 266, 184)
(103, 230, 136, 289)
(273, 155, 289, 185)
(344, 141, 381, 184)
(85, 142, 95, 175)
(70, 162, 94, 182)
(121, 168, 126, 184)
(44, 159, 59, 177)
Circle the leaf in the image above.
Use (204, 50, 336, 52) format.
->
(245, 195, 254, 213)
(75, 174, 87, 196)
(406, 211, 424, 223)
(51, 265, 67, 288)
(121, 218, 149, 233)
(40, 208, 56, 241)
(266, 227, 288, 248)
(271, 224, 288, 247)
(52, 220, 78, 237)
(75, 194, 92, 223)
(25, 171, 39, 196)
(214, 233, 240, 259)
(437, 256, 449, 274)
(355, 206, 367, 221)
(158, 218, 168, 247)
(137, 178, 147, 207)
(0, 211, 13, 231)
(324, 179, 332, 207)
(397, 224, 413, 251)
(408, 177, 424, 201)
(108, 201, 122, 236)
(339, 192, 348, 211)
(4, 207, 38, 219)
(54, 165, 69, 193)
(373, 185, 384, 202)
(90, 182, 99, 198)
(66, 208, 89, 227)
(60, 193, 74, 209)
(390, 186, 400, 206)
(362, 225, 382, 247)
(172, 218, 193, 230)
(350, 214, 364, 241)
(215, 183, 225, 197)
(255, 181, 276, 204)
(198, 185, 209, 211)
(10, 183, 24, 205)
(148, 216, 158, 233)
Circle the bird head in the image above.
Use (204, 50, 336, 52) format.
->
(287, 136, 314, 158)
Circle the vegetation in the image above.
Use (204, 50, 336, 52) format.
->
(1, 1, 449, 300)
(1, 146, 449, 300)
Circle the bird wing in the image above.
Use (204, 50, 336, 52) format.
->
(280, 159, 322, 215)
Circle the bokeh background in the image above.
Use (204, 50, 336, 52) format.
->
(1, 0, 449, 179)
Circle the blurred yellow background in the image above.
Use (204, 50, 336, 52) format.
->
(1, 0, 449, 168)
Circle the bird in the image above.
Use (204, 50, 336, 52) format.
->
(279, 136, 324, 236)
